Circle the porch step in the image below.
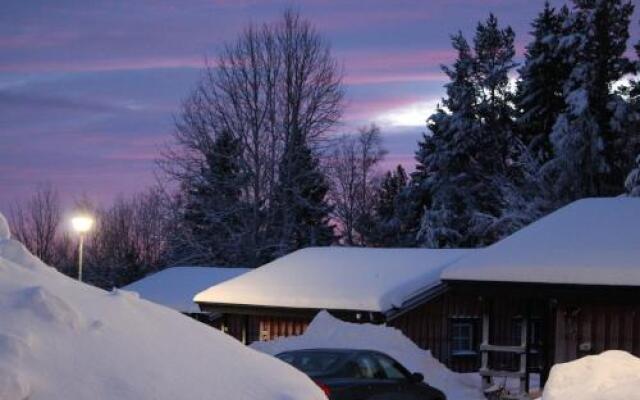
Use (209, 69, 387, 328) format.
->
(479, 368, 526, 379)
(480, 344, 526, 354)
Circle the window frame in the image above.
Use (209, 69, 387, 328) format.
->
(450, 318, 477, 357)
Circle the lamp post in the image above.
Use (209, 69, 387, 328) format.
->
(71, 215, 94, 282)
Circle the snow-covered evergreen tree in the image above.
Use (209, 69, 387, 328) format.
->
(413, 15, 534, 248)
(177, 129, 248, 265)
(543, 0, 635, 202)
(516, 3, 571, 163)
(414, 31, 481, 248)
(273, 130, 334, 256)
(626, 155, 640, 196)
(357, 165, 410, 247)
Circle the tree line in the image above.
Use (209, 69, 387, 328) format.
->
(8, 2, 640, 288)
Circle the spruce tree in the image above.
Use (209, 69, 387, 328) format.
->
(543, 0, 635, 201)
(516, 3, 571, 163)
(414, 32, 480, 247)
(414, 15, 529, 248)
(358, 165, 410, 247)
(179, 130, 247, 265)
(273, 130, 334, 256)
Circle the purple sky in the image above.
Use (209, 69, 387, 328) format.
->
(1, 0, 638, 212)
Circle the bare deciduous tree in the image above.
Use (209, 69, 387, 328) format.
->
(83, 189, 169, 288)
(326, 125, 387, 245)
(161, 10, 343, 266)
(8, 184, 66, 266)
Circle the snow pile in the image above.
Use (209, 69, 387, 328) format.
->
(0, 214, 325, 400)
(251, 311, 484, 400)
(543, 351, 640, 400)
(195, 247, 472, 312)
(122, 266, 250, 313)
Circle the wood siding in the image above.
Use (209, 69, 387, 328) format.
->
(222, 314, 310, 344)
(554, 302, 640, 363)
(389, 290, 549, 373)
(257, 316, 310, 342)
(390, 290, 483, 372)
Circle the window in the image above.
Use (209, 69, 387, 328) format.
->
(512, 318, 542, 347)
(276, 351, 345, 375)
(345, 355, 385, 379)
(374, 354, 409, 380)
(451, 320, 475, 356)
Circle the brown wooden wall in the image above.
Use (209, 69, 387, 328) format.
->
(554, 301, 640, 363)
(389, 291, 483, 372)
(389, 290, 549, 373)
(221, 314, 310, 344)
(257, 316, 310, 342)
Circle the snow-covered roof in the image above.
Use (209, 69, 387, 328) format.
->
(0, 215, 324, 400)
(122, 266, 250, 313)
(194, 247, 472, 313)
(442, 198, 640, 286)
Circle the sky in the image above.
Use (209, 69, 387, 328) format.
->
(1, 0, 638, 212)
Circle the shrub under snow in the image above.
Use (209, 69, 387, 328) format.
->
(0, 214, 325, 400)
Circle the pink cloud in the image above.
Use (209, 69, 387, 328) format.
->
(338, 48, 454, 85)
(0, 56, 206, 73)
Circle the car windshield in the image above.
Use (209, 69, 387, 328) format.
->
(276, 351, 346, 376)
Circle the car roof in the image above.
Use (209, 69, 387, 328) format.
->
(276, 348, 388, 356)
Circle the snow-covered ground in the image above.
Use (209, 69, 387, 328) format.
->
(543, 350, 640, 400)
(251, 311, 485, 400)
(0, 214, 325, 400)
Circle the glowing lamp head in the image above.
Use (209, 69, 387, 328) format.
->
(71, 215, 94, 234)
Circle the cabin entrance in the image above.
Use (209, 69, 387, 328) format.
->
(479, 297, 554, 399)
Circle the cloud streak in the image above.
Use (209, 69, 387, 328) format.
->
(0, 0, 637, 210)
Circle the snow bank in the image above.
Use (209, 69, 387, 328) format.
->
(196, 247, 472, 312)
(0, 214, 325, 400)
(251, 311, 484, 400)
(543, 351, 640, 400)
(122, 266, 250, 313)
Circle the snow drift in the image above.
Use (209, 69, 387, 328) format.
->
(543, 350, 640, 400)
(0, 214, 325, 400)
(251, 311, 484, 400)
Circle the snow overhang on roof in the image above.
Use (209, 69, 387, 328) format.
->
(122, 266, 250, 313)
(194, 247, 473, 313)
(441, 197, 640, 287)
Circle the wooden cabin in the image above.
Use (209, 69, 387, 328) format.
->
(194, 247, 473, 343)
(195, 197, 640, 396)
(122, 266, 249, 327)
(434, 197, 640, 393)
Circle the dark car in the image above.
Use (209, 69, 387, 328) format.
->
(275, 348, 446, 400)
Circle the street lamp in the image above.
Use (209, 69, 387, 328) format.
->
(71, 215, 94, 282)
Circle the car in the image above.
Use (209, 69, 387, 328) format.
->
(275, 348, 447, 400)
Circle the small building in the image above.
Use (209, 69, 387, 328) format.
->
(194, 197, 640, 395)
(434, 197, 640, 391)
(122, 266, 249, 325)
(194, 247, 472, 343)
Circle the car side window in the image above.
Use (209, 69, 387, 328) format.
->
(354, 355, 386, 379)
(374, 354, 408, 380)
